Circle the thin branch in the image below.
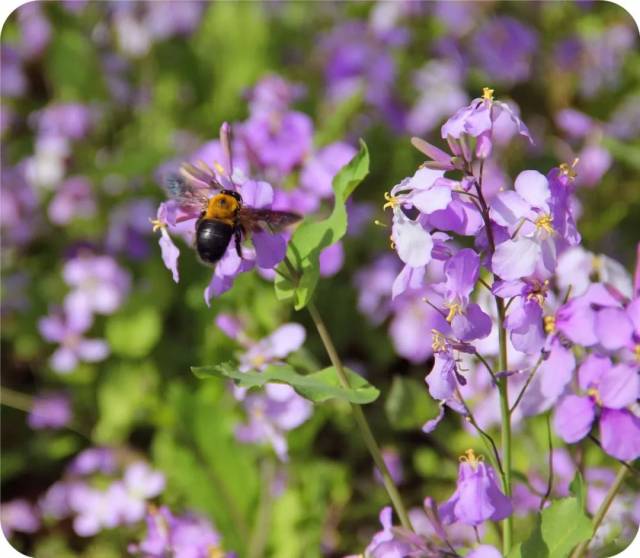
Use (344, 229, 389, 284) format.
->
(509, 355, 545, 415)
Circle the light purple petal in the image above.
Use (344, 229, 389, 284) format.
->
(422, 405, 446, 433)
(76, 339, 109, 362)
(50, 347, 78, 373)
(599, 408, 640, 461)
(240, 180, 274, 209)
(253, 231, 286, 269)
(445, 248, 480, 299)
(159, 230, 180, 283)
(467, 545, 503, 558)
(392, 213, 433, 268)
(426, 355, 456, 401)
(265, 323, 306, 358)
(539, 340, 575, 400)
(452, 303, 492, 341)
(598, 364, 640, 409)
(411, 185, 452, 214)
(553, 395, 595, 443)
(578, 353, 610, 390)
(490, 191, 531, 228)
(492, 238, 539, 280)
(514, 170, 550, 210)
(594, 307, 634, 351)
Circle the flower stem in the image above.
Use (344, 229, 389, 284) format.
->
(248, 459, 276, 558)
(307, 301, 414, 532)
(496, 296, 513, 555)
(570, 466, 628, 558)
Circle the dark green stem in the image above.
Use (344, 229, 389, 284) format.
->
(570, 466, 628, 558)
(307, 301, 414, 532)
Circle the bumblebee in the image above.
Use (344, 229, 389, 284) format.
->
(165, 163, 301, 265)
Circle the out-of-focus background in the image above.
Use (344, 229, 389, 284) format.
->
(1, 2, 639, 557)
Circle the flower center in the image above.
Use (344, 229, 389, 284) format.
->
(526, 279, 550, 307)
(559, 158, 580, 180)
(543, 315, 556, 334)
(445, 302, 463, 323)
(431, 329, 447, 353)
(482, 87, 495, 101)
(634, 344, 640, 363)
(587, 386, 603, 406)
(250, 354, 267, 369)
(208, 546, 225, 558)
(535, 214, 554, 235)
(459, 448, 484, 469)
(383, 191, 400, 211)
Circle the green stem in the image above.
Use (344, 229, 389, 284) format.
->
(496, 297, 513, 555)
(307, 301, 414, 532)
(570, 466, 628, 558)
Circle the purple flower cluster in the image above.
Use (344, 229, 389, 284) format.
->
(216, 315, 312, 461)
(155, 76, 357, 302)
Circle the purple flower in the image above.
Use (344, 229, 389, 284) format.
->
(363, 507, 415, 558)
(143, 1, 204, 40)
(32, 103, 93, 141)
(300, 142, 356, 198)
(235, 384, 312, 461)
(38, 308, 109, 373)
(0, 499, 40, 538)
(129, 506, 225, 558)
(553, 356, 640, 461)
(63, 254, 131, 320)
(555, 109, 595, 140)
(441, 88, 532, 145)
(0, 163, 40, 246)
(16, 3, 52, 60)
(28, 392, 72, 430)
(319, 242, 344, 277)
(48, 176, 97, 225)
(69, 483, 121, 536)
(353, 254, 402, 324)
(67, 447, 117, 476)
(374, 448, 404, 486)
(246, 74, 305, 117)
(106, 199, 156, 260)
(0, 45, 27, 97)
(472, 17, 538, 85)
(39, 481, 77, 520)
(440, 449, 512, 526)
(441, 249, 492, 341)
(240, 110, 313, 175)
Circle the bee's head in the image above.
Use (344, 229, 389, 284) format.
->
(205, 190, 242, 221)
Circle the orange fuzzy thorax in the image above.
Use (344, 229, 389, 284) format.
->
(204, 194, 240, 223)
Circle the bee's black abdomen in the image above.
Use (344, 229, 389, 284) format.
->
(196, 219, 234, 264)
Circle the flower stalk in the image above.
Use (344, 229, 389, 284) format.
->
(307, 301, 414, 532)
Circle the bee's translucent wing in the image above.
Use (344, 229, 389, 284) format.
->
(163, 174, 210, 213)
(238, 208, 301, 233)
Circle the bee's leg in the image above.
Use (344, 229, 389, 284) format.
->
(234, 227, 243, 259)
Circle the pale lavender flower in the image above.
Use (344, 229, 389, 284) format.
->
(353, 254, 402, 325)
(472, 17, 538, 85)
(63, 254, 131, 320)
(0, 499, 40, 538)
(106, 199, 156, 260)
(0, 45, 27, 97)
(374, 448, 404, 486)
(67, 447, 117, 476)
(28, 392, 72, 430)
(0, 164, 40, 246)
(48, 176, 97, 225)
(38, 308, 109, 373)
(236, 383, 312, 461)
(69, 483, 120, 536)
(17, 2, 52, 60)
(245, 74, 305, 117)
(32, 103, 93, 141)
(300, 142, 356, 198)
(440, 449, 512, 526)
(319, 242, 344, 277)
(144, 1, 204, 39)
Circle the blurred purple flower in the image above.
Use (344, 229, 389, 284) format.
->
(69, 483, 120, 536)
(48, 176, 97, 225)
(63, 254, 131, 320)
(241, 110, 313, 175)
(0, 499, 40, 538)
(67, 447, 117, 476)
(129, 506, 225, 558)
(144, 1, 204, 39)
(319, 242, 344, 277)
(0, 164, 40, 246)
(246, 74, 305, 117)
(32, 103, 93, 141)
(0, 45, 27, 97)
(38, 308, 109, 373)
(236, 383, 312, 461)
(440, 449, 512, 526)
(300, 142, 356, 198)
(374, 448, 404, 486)
(106, 199, 155, 260)
(28, 392, 72, 430)
(353, 254, 402, 325)
(472, 17, 538, 85)
(555, 109, 595, 139)
(17, 2, 52, 60)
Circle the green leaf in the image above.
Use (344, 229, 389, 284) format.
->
(192, 362, 379, 404)
(276, 141, 369, 309)
(509, 496, 592, 558)
(385, 376, 441, 430)
(105, 307, 162, 358)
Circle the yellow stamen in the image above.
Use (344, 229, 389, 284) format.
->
(535, 214, 554, 235)
(373, 219, 388, 228)
(250, 354, 267, 369)
(482, 87, 495, 101)
(543, 315, 556, 334)
(526, 279, 550, 307)
(208, 546, 225, 558)
(431, 329, 447, 353)
(592, 255, 603, 272)
(213, 161, 226, 175)
(149, 218, 165, 233)
(445, 302, 463, 323)
(389, 238, 396, 250)
(587, 387, 603, 406)
(459, 448, 484, 469)
(634, 344, 640, 363)
(559, 158, 580, 180)
(383, 191, 400, 211)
